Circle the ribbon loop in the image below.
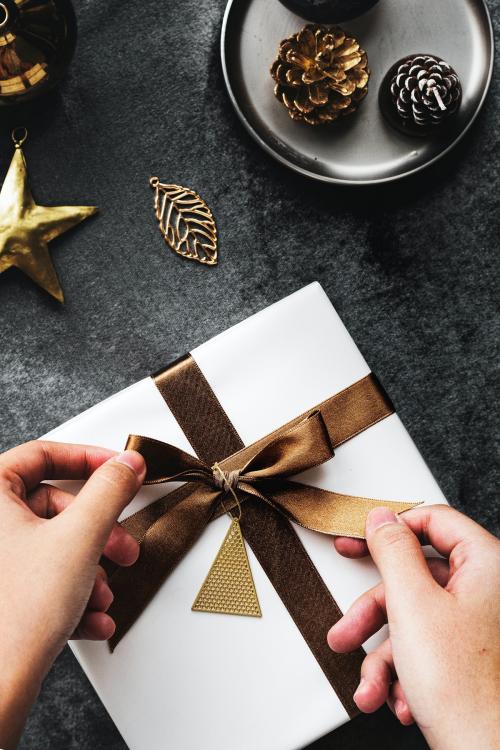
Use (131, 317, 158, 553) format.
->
(240, 410, 334, 481)
(128, 410, 335, 503)
(127, 434, 211, 485)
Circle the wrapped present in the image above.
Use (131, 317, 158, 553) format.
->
(44, 283, 447, 750)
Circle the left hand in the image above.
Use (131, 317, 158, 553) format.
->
(0, 440, 145, 750)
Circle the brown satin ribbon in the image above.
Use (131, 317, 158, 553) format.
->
(126, 411, 414, 536)
(108, 355, 419, 716)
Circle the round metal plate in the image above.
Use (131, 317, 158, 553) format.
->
(221, 0, 494, 185)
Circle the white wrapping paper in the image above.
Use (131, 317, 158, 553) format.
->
(44, 283, 446, 750)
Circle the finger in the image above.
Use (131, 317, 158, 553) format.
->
(72, 611, 115, 641)
(426, 556, 451, 587)
(365, 507, 442, 616)
(332, 503, 484, 560)
(353, 639, 394, 713)
(397, 504, 497, 559)
(61, 451, 145, 560)
(27, 483, 76, 518)
(328, 557, 450, 653)
(0, 440, 116, 496)
(27, 484, 139, 566)
(333, 507, 472, 564)
(101, 523, 140, 566)
(328, 579, 386, 653)
(87, 569, 114, 612)
(333, 537, 369, 558)
(387, 679, 415, 726)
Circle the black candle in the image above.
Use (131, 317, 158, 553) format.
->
(277, 0, 380, 22)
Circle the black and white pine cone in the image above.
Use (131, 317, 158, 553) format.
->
(390, 55, 461, 128)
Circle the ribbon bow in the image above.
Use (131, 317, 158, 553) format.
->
(129, 410, 335, 525)
(113, 408, 420, 634)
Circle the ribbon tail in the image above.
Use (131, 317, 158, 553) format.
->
(107, 484, 220, 651)
(259, 481, 422, 539)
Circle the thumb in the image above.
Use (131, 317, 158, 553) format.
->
(365, 507, 440, 619)
(61, 450, 146, 559)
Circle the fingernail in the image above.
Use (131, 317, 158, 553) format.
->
(366, 507, 398, 535)
(113, 450, 145, 476)
(353, 677, 367, 699)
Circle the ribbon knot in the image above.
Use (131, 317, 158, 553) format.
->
(212, 463, 241, 494)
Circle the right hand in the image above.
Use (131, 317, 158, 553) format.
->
(328, 505, 500, 750)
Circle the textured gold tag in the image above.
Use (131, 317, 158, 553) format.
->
(192, 518, 262, 617)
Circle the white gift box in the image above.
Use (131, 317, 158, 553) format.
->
(44, 282, 446, 750)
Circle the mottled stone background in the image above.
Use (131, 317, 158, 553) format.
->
(0, 0, 498, 748)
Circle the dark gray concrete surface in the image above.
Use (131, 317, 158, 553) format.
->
(0, 0, 498, 747)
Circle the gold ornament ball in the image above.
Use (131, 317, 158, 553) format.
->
(0, 0, 77, 106)
(270, 24, 370, 126)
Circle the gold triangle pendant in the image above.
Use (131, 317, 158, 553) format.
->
(192, 518, 262, 617)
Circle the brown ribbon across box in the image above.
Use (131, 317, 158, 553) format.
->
(107, 354, 420, 716)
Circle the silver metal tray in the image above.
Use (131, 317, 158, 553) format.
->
(221, 0, 494, 185)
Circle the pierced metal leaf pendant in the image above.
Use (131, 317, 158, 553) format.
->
(192, 518, 262, 617)
(150, 177, 217, 266)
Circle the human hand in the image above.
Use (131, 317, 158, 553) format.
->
(328, 505, 500, 750)
(0, 440, 145, 750)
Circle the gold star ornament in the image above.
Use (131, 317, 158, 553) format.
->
(0, 128, 98, 303)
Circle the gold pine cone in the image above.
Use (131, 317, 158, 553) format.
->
(270, 24, 370, 126)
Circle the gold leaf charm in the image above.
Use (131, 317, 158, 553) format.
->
(192, 518, 262, 617)
(150, 177, 217, 266)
